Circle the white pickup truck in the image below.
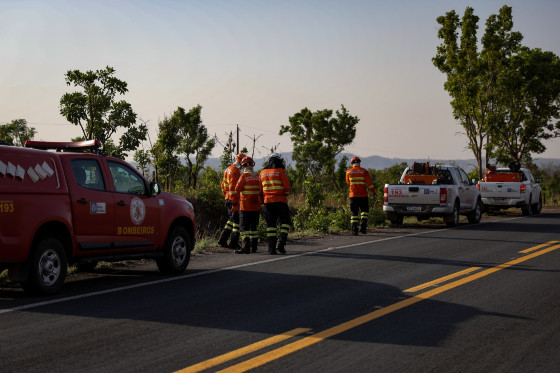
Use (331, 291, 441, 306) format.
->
(476, 167, 542, 215)
(383, 163, 482, 226)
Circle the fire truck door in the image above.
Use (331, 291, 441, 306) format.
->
(69, 159, 115, 251)
(108, 161, 159, 250)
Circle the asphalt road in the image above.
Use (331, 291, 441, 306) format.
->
(1, 211, 559, 373)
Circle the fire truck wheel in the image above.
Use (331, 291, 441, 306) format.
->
(157, 226, 191, 275)
(23, 237, 67, 295)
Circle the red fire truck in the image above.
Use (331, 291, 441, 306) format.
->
(0, 140, 196, 295)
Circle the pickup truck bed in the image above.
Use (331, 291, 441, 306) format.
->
(477, 168, 542, 215)
(383, 164, 482, 226)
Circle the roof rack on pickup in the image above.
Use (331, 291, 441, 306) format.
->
(25, 140, 102, 152)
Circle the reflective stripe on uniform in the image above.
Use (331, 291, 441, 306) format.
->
(266, 227, 277, 237)
(350, 176, 366, 185)
(262, 180, 284, 192)
(241, 184, 261, 195)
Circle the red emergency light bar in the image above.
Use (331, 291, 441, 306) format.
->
(25, 140, 102, 151)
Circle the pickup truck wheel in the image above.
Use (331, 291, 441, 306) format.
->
(388, 214, 403, 226)
(521, 195, 532, 216)
(23, 237, 67, 295)
(445, 202, 459, 227)
(157, 226, 191, 275)
(467, 199, 482, 224)
(531, 195, 542, 214)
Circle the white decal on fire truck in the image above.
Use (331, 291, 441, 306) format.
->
(130, 197, 146, 225)
(34, 164, 48, 179)
(1, 159, 55, 183)
(7, 162, 16, 177)
(27, 167, 40, 182)
(90, 202, 106, 214)
(16, 165, 25, 180)
(41, 161, 54, 176)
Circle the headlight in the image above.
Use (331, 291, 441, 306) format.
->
(185, 199, 194, 213)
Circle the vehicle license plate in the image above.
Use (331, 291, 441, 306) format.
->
(494, 198, 506, 203)
(407, 206, 421, 211)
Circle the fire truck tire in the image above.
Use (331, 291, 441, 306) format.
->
(445, 201, 459, 227)
(23, 237, 67, 295)
(467, 199, 482, 224)
(157, 226, 191, 275)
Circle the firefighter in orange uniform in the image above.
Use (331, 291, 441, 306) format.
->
(218, 153, 246, 249)
(259, 153, 291, 255)
(346, 156, 376, 235)
(234, 156, 262, 254)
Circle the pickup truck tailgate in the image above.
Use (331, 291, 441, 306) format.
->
(479, 182, 521, 199)
(386, 185, 442, 205)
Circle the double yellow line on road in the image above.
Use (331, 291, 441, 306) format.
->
(177, 241, 560, 373)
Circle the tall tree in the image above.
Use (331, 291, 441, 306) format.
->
(0, 119, 36, 146)
(493, 47, 560, 164)
(219, 131, 236, 170)
(133, 149, 152, 178)
(280, 105, 358, 192)
(176, 106, 216, 189)
(59, 66, 147, 158)
(154, 106, 215, 190)
(433, 6, 522, 179)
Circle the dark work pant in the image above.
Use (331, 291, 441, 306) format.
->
(350, 197, 369, 225)
(264, 202, 291, 238)
(224, 199, 239, 232)
(240, 210, 260, 239)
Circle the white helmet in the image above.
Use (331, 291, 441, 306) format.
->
(270, 152, 283, 161)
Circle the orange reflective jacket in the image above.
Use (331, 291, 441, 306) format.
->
(235, 173, 262, 211)
(346, 165, 375, 198)
(221, 163, 241, 202)
(259, 168, 290, 203)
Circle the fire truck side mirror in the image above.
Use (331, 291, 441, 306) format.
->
(150, 181, 161, 196)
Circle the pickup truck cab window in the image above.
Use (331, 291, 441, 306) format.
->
(458, 169, 470, 186)
(71, 159, 106, 191)
(108, 161, 146, 195)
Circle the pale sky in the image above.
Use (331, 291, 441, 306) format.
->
(1, 0, 559, 162)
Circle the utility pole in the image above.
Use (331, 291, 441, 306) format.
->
(236, 124, 240, 155)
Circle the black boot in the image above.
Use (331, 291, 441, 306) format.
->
(251, 238, 258, 253)
(277, 232, 287, 254)
(229, 231, 241, 250)
(351, 223, 359, 236)
(218, 229, 231, 248)
(360, 221, 367, 234)
(267, 237, 277, 255)
(236, 237, 251, 254)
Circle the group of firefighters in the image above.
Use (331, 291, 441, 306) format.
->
(218, 153, 377, 255)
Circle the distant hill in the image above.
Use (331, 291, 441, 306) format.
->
(202, 152, 560, 173)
